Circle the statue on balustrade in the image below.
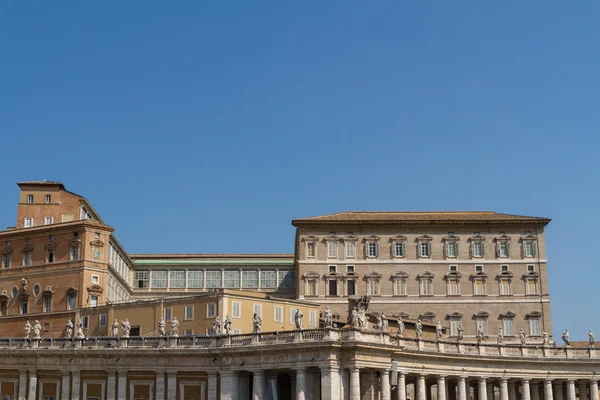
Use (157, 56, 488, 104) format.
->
(111, 319, 119, 337)
(435, 321, 442, 341)
(375, 314, 383, 331)
(457, 324, 464, 341)
(24, 320, 32, 339)
(324, 307, 333, 328)
(415, 319, 423, 339)
(295, 309, 304, 330)
(76, 318, 85, 338)
(171, 317, 180, 337)
(562, 329, 570, 346)
(396, 316, 405, 337)
(66, 319, 74, 339)
(589, 330, 596, 347)
(33, 320, 41, 339)
(542, 331, 550, 346)
(381, 313, 388, 332)
(224, 315, 232, 335)
(253, 313, 262, 333)
(158, 319, 166, 336)
(519, 328, 526, 345)
(350, 308, 360, 330)
(476, 326, 484, 344)
(213, 316, 222, 335)
(497, 327, 504, 345)
(356, 295, 371, 329)
(121, 318, 131, 338)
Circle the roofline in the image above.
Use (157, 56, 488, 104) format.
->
(130, 253, 294, 260)
(0, 219, 114, 238)
(292, 219, 551, 226)
(17, 181, 65, 190)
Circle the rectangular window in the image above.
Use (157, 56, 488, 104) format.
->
(100, 314, 107, 327)
(90, 296, 98, 307)
(232, 329, 242, 335)
(446, 242, 457, 257)
(92, 275, 99, 284)
(529, 318, 541, 336)
(187, 270, 204, 288)
(306, 280, 316, 296)
(327, 241, 337, 258)
(309, 310, 317, 328)
(475, 265, 484, 273)
(393, 280, 406, 296)
(71, 246, 79, 260)
(367, 280, 380, 296)
(68, 294, 76, 310)
(27, 194, 34, 203)
(328, 265, 336, 273)
(224, 270, 240, 288)
(2, 253, 10, 268)
(450, 320, 460, 337)
(185, 329, 193, 336)
(290, 308, 297, 324)
(274, 306, 283, 323)
(185, 305, 193, 320)
(207, 328, 215, 335)
(524, 242, 535, 257)
(206, 270, 222, 288)
(23, 251, 32, 266)
(306, 242, 316, 258)
(134, 270, 150, 288)
(473, 280, 486, 295)
(527, 265, 535, 272)
(394, 242, 404, 257)
(472, 242, 482, 257)
(260, 270, 277, 289)
(232, 301, 241, 318)
(328, 280, 337, 296)
(253, 303, 262, 318)
(367, 243, 377, 257)
(44, 216, 54, 225)
(169, 269, 186, 288)
(420, 242, 430, 257)
(499, 280, 512, 295)
(43, 295, 52, 312)
(347, 280, 356, 296)
(526, 279, 537, 295)
(164, 308, 172, 321)
(278, 270, 295, 289)
(20, 299, 28, 314)
(447, 280, 459, 295)
(347, 265, 354, 273)
(151, 270, 168, 288)
(501, 265, 509, 272)
(44, 323, 49, 331)
(24, 218, 33, 228)
(242, 270, 259, 288)
(503, 319, 514, 336)
(83, 316, 89, 328)
(46, 249, 54, 263)
(476, 319, 487, 336)
(420, 279, 433, 295)
(206, 303, 215, 317)
(498, 242, 508, 257)
(45, 194, 51, 204)
(449, 265, 458, 272)
(345, 241, 355, 258)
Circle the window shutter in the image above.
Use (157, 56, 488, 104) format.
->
(443, 242, 447, 258)
(495, 243, 500, 258)
(481, 241, 485, 256)
(428, 242, 432, 257)
(532, 242, 537, 257)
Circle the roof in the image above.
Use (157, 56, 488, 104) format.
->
(130, 253, 294, 260)
(17, 181, 65, 190)
(292, 211, 551, 226)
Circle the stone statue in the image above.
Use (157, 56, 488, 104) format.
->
(24, 320, 32, 339)
(295, 309, 304, 330)
(435, 321, 443, 341)
(497, 327, 504, 345)
(590, 330, 596, 347)
(65, 319, 74, 338)
(111, 319, 119, 337)
(171, 317, 180, 337)
(375, 314, 383, 331)
(457, 324, 464, 341)
(76, 318, 84, 338)
(252, 313, 262, 333)
(476, 326, 484, 344)
(21, 278, 28, 291)
(213, 316, 222, 335)
(324, 307, 333, 328)
(224, 315, 232, 335)
(542, 331, 550, 346)
(396, 316, 405, 336)
(121, 318, 131, 338)
(415, 319, 423, 339)
(356, 295, 370, 329)
(519, 328, 526, 345)
(381, 313, 389, 332)
(350, 308, 360, 330)
(33, 320, 41, 339)
(158, 318, 166, 336)
(562, 329, 570, 346)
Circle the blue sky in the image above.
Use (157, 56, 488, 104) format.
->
(1, 1, 598, 339)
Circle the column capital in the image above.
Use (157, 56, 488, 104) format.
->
(380, 369, 390, 375)
(479, 377, 487, 383)
(294, 366, 308, 373)
(522, 378, 532, 382)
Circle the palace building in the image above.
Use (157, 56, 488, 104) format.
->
(1, 180, 589, 400)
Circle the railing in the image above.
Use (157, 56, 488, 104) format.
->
(1, 330, 598, 360)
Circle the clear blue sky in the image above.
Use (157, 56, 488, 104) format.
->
(1, 1, 598, 339)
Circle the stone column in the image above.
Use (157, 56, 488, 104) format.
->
(221, 372, 239, 400)
(341, 368, 349, 400)
(18, 370, 27, 400)
(554, 382, 564, 400)
(381, 370, 391, 400)
(579, 382, 589, 400)
(418, 375, 427, 400)
(531, 382, 540, 400)
(117, 371, 127, 400)
(296, 368, 307, 400)
(567, 380, 576, 400)
(321, 366, 341, 400)
(27, 370, 37, 400)
(398, 373, 407, 400)
(155, 372, 164, 400)
(458, 377, 467, 400)
(487, 381, 494, 400)
(479, 378, 488, 400)
(71, 370, 80, 400)
(166, 372, 176, 400)
(544, 380, 554, 400)
(438, 377, 447, 400)
(267, 373, 278, 400)
(349, 368, 361, 400)
(522, 380, 531, 400)
(251, 370, 264, 400)
(590, 381, 599, 400)
(106, 371, 116, 400)
(61, 371, 71, 400)
(500, 379, 509, 400)
(509, 382, 517, 400)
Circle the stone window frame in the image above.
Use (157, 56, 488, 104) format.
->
(179, 381, 206, 400)
(2, 246, 12, 269)
(22, 245, 33, 267)
(302, 235, 319, 259)
(496, 271, 514, 296)
(391, 271, 408, 296)
(342, 235, 358, 259)
(446, 311, 463, 337)
(494, 234, 511, 259)
(45, 241, 57, 264)
(302, 271, 320, 297)
(499, 311, 516, 337)
(443, 234, 460, 259)
(323, 270, 342, 297)
(42, 287, 54, 313)
(468, 234, 485, 259)
(390, 235, 407, 259)
(66, 287, 79, 310)
(32, 283, 41, 298)
(418, 271, 435, 296)
(419, 311, 436, 322)
(129, 380, 155, 400)
(364, 271, 382, 296)
(39, 379, 61, 400)
(363, 235, 380, 259)
(523, 270, 540, 295)
(70, 239, 82, 261)
(473, 311, 490, 337)
(324, 234, 340, 260)
(343, 269, 359, 297)
(444, 271, 462, 296)
(525, 311, 543, 337)
(416, 235, 433, 259)
(470, 271, 488, 296)
(520, 234, 538, 259)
